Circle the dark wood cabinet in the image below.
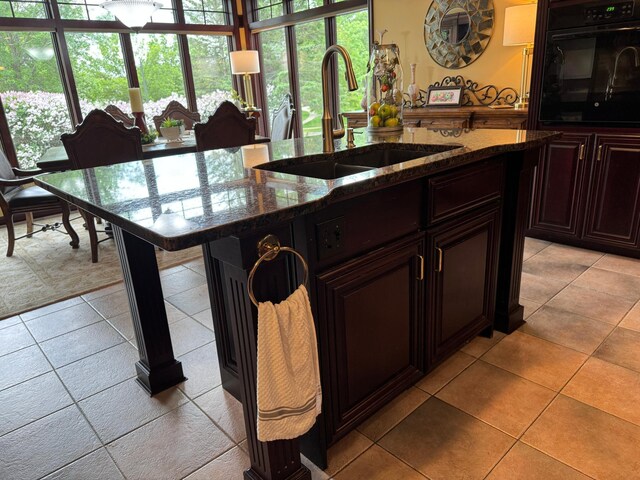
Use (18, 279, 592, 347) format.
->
(528, 133, 640, 257)
(529, 133, 591, 237)
(315, 232, 425, 443)
(583, 135, 640, 249)
(426, 207, 501, 365)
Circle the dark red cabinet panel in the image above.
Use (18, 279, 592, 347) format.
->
(315, 232, 425, 444)
(583, 136, 640, 249)
(529, 133, 591, 237)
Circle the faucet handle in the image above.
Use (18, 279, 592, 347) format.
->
(346, 128, 355, 148)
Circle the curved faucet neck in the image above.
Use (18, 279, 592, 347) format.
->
(321, 45, 358, 153)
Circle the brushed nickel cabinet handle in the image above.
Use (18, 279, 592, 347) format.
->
(417, 255, 424, 281)
(578, 144, 585, 160)
(596, 145, 603, 161)
(435, 247, 443, 273)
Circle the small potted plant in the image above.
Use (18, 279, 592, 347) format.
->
(159, 117, 185, 143)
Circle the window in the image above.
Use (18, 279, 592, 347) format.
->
(295, 20, 326, 136)
(188, 34, 232, 117)
(292, 0, 323, 12)
(131, 34, 186, 120)
(183, 0, 229, 25)
(0, 31, 71, 168)
(260, 28, 289, 122)
(254, 0, 284, 21)
(0, 0, 47, 19)
(66, 32, 129, 116)
(336, 10, 369, 115)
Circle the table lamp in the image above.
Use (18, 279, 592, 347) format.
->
(230, 50, 260, 111)
(503, 3, 537, 110)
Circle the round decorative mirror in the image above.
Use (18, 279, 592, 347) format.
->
(424, 0, 494, 69)
(439, 7, 471, 44)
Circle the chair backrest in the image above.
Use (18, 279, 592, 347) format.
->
(0, 149, 18, 196)
(105, 105, 135, 127)
(194, 101, 256, 152)
(61, 109, 143, 169)
(270, 93, 295, 141)
(153, 100, 202, 133)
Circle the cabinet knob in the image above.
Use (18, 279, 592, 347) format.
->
(417, 255, 424, 281)
(596, 145, 603, 162)
(578, 144, 585, 161)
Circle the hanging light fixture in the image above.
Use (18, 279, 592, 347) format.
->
(101, 0, 162, 30)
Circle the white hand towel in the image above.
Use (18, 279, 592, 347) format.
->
(256, 284, 322, 442)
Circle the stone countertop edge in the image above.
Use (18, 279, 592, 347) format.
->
(34, 129, 561, 252)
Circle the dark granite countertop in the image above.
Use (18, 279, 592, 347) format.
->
(34, 128, 559, 251)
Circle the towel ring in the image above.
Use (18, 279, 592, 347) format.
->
(247, 234, 309, 307)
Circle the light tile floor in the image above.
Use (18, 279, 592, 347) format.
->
(2, 238, 640, 479)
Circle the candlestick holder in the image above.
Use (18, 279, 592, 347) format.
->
(132, 112, 148, 134)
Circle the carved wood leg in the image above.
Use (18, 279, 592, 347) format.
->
(495, 150, 536, 333)
(112, 226, 185, 395)
(26, 212, 34, 238)
(60, 201, 79, 249)
(5, 213, 15, 257)
(80, 208, 99, 263)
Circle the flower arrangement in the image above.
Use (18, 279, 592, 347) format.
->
(140, 130, 157, 145)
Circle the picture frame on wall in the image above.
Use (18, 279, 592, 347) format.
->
(426, 86, 464, 107)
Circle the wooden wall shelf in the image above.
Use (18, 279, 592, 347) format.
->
(343, 106, 528, 131)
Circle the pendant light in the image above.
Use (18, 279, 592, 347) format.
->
(101, 0, 162, 30)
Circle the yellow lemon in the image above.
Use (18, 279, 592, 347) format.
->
(370, 115, 382, 127)
(369, 102, 380, 115)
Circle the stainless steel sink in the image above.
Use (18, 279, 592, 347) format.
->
(255, 145, 460, 180)
(261, 161, 374, 180)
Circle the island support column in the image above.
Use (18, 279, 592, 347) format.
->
(113, 226, 186, 394)
(205, 233, 311, 480)
(495, 149, 538, 333)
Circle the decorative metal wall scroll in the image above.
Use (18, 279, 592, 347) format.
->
(424, 0, 494, 69)
(404, 76, 518, 108)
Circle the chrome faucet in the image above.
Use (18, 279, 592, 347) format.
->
(321, 45, 358, 153)
(605, 46, 640, 100)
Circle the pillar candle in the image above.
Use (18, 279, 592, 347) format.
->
(128, 88, 144, 113)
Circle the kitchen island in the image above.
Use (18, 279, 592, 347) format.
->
(35, 127, 558, 480)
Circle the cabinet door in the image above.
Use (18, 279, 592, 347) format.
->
(529, 133, 591, 237)
(427, 207, 501, 365)
(316, 233, 425, 443)
(583, 135, 640, 249)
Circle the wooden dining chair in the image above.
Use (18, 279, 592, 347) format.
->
(194, 101, 256, 152)
(270, 93, 296, 141)
(0, 150, 79, 257)
(153, 100, 201, 133)
(61, 109, 143, 262)
(105, 105, 135, 128)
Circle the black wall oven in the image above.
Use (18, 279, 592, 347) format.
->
(539, 0, 640, 127)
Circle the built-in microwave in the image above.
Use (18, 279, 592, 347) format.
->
(539, 0, 640, 127)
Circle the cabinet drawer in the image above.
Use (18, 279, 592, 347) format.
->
(421, 117, 469, 129)
(426, 161, 504, 225)
(473, 116, 526, 129)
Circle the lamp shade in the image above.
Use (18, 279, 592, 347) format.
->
(503, 4, 537, 46)
(101, 0, 162, 29)
(230, 50, 260, 75)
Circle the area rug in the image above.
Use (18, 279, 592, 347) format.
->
(0, 215, 203, 319)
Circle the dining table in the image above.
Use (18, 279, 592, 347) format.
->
(37, 131, 270, 172)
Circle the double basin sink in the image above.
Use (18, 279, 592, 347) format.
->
(255, 145, 461, 180)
